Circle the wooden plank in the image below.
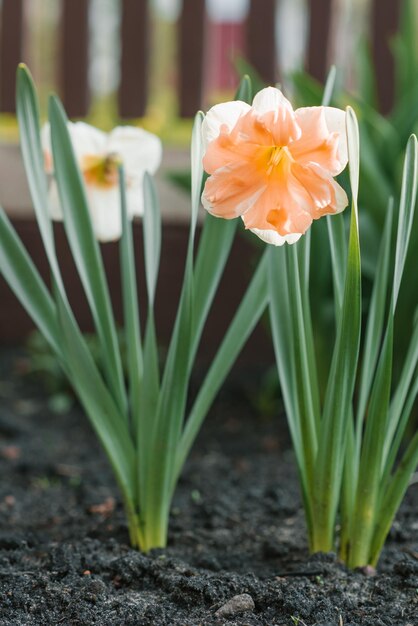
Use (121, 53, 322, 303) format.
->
(306, 0, 334, 83)
(0, 0, 24, 113)
(118, 0, 149, 118)
(371, 0, 402, 114)
(61, 0, 90, 117)
(247, 0, 277, 85)
(178, 0, 206, 118)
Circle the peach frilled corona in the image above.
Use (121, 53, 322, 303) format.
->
(201, 87, 349, 245)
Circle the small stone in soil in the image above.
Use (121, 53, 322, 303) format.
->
(214, 593, 255, 618)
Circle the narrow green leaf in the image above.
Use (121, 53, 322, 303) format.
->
(142, 173, 161, 307)
(382, 369, 418, 489)
(350, 319, 394, 566)
(16, 64, 66, 295)
(119, 167, 143, 428)
(190, 112, 204, 238)
(234, 74, 253, 103)
(326, 213, 347, 313)
(48, 95, 127, 416)
(174, 250, 269, 485)
(190, 216, 237, 363)
(286, 243, 318, 483)
(322, 65, 337, 107)
(54, 289, 136, 503)
(369, 430, 418, 567)
(356, 201, 394, 428)
(385, 317, 418, 464)
(313, 107, 362, 550)
(0, 207, 61, 356)
(392, 134, 418, 312)
(269, 246, 305, 488)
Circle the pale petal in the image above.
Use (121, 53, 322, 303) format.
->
(323, 107, 348, 167)
(107, 126, 162, 180)
(248, 224, 302, 246)
(48, 180, 63, 220)
(202, 164, 266, 219)
(328, 178, 348, 214)
(86, 187, 122, 242)
(306, 163, 349, 216)
(252, 86, 301, 144)
(241, 179, 314, 236)
(67, 122, 108, 162)
(252, 86, 293, 117)
(202, 100, 251, 150)
(41, 124, 54, 174)
(292, 106, 346, 174)
(126, 182, 145, 217)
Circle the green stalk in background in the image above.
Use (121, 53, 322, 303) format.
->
(0, 66, 268, 551)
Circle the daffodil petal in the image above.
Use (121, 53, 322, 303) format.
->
(126, 182, 145, 218)
(107, 127, 162, 180)
(86, 187, 123, 242)
(248, 224, 302, 246)
(202, 100, 252, 150)
(323, 106, 348, 168)
(328, 177, 348, 214)
(252, 86, 293, 117)
(67, 122, 108, 162)
(252, 87, 301, 144)
(48, 181, 63, 220)
(293, 106, 347, 172)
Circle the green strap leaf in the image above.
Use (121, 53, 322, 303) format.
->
(234, 74, 253, 103)
(48, 95, 127, 416)
(269, 246, 302, 457)
(0, 207, 61, 357)
(369, 430, 418, 567)
(119, 167, 143, 429)
(16, 65, 60, 280)
(356, 201, 394, 429)
(190, 112, 204, 239)
(174, 250, 269, 486)
(143, 173, 161, 307)
(54, 288, 136, 503)
(392, 134, 418, 312)
(313, 107, 362, 550)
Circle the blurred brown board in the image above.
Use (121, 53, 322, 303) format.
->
(306, 0, 334, 83)
(61, 0, 90, 117)
(371, 0, 402, 114)
(178, 0, 206, 118)
(0, 0, 24, 113)
(247, 0, 278, 85)
(118, 0, 149, 118)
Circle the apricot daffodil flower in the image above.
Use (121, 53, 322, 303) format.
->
(201, 87, 348, 245)
(42, 122, 162, 242)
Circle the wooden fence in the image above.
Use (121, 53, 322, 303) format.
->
(0, 0, 403, 118)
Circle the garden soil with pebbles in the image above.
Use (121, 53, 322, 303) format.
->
(0, 348, 417, 626)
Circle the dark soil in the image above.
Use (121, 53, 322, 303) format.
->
(0, 348, 417, 626)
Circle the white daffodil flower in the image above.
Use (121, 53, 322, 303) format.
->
(42, 122, 162, 242)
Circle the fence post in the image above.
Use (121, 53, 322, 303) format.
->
(119, 0, 149, 118)
(0, 0, 24, 113)
(371, 0, 402, 114)
(247, 0, 278, 85)
(178, 0, 206, 118)
(306, 0, 334, 83)
(61, 0, 90, 117)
